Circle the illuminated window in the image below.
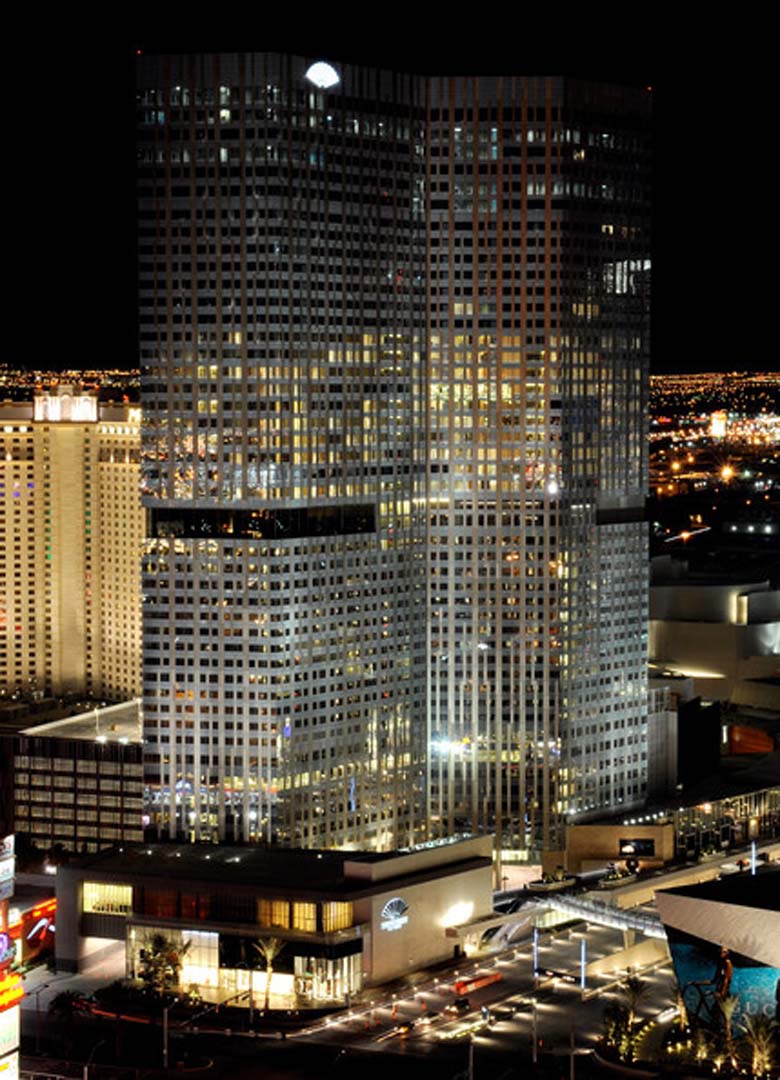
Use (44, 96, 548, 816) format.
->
(321, 901, 353, 932)
(292, 901, 316, 932)
(257, 898, 289, 928)
(83, 882, 133, 916)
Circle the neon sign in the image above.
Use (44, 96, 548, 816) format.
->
(0, 938, 13, 973)
(0, 975, 23, 1014)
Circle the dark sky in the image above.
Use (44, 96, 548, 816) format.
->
(7, 15, 768, 375)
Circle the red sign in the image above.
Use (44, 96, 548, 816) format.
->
(0, 974, 23, 1013)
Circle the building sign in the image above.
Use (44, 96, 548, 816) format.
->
(380, 897, 409, 932)
(0, 975, 23, 1014)
(0, 1006, 19, 1056)
(666, 927, 780, 1029)
(0, 938, 13, 974)
(619, 838, 655, 857)
(0, 1054, 19, 1080)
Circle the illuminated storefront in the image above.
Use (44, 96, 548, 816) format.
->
(56, 835, 493, 1004)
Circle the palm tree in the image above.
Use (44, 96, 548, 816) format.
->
(253, 938, 285, 1012)
(93, 979, 131, 1060)
(603, 1000, 631, 1059)
(602, 976, 649, 1062)
(741, 1014, 777, 1075)
(716, 993, 739, 1067)
(48, 989, 90, 1023)
(48, 991, 91, 1055)
(674, 985, 688, 1031)
(621, 975, 647, 1032)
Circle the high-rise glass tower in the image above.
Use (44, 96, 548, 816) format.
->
(138, 54, 426, 847)
(425, 77, 651, 859)
(137, 57, 650, 857)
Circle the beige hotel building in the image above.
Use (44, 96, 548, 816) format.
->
(0, 385, 143, 701)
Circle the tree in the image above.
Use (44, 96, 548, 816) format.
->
(48, 989, 91, 1023)
(741, 1014, 777, 1075)
(621, 975, 647, 1031)
(674, 984, 688, 1031)
(602, 976, 650, 1062)
(137, 932, 190, 996)
(716, 993, 739, 1068)
(603, 1000, 632, 1060)
(48, 991, 91, 1055)
(253, 938, 285, 1012)
(93, 979, 131, 1059)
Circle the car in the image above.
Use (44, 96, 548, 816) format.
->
(445, 997, 471, 1015)
(491, 1005, 514, 1021)
(375, 1019, 416, 1044)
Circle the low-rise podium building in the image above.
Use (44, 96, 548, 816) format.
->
(55, 834, 493, 1005)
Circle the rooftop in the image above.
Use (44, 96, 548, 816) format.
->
(660, 865, 780, 912)
(61, 835, 491, 898)
(20, 700, 142, 744)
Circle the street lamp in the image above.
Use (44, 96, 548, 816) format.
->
(236, 962, 255, 1027)
(159, 997, 170, 1067)
(32, 982, 50, 1055)
(83, 1038, 106, 1080)
(29, 980, 68, 1054)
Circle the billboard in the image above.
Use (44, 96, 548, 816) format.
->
(0, 1054, 18, 1080)
(0, 1007, 19, 1057)
(0, 837, 14, 904)
(666, 925, 780, 1029)
(0, 976, 22, 1015)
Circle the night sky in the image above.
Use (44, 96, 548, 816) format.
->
(8, 16, 767, 375)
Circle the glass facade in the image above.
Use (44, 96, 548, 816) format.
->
(125, 918, 362, 1006)
(83, 882, 133, 916)
(14, 729, 144, 853)
(425, 77, 651, 856)
(294, 951, 361, 1004)
(138, 59, 651, 857)
(137, 54, 426, 848)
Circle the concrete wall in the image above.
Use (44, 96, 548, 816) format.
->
(648, 565, 780, 700)
(650, 582, 768, 624)
(54, 866, 82, 972)
(746, 590, 780, 623)
(355, 861, 493, 985)
(566, 823, 675, 875)
(731, 678, 780, 710)
(646, 687, 678, 799)
(650, 618, 780, 699)
(585, 937, 669, 979)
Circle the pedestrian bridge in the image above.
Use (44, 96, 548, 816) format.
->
(447, 892, 665, 949)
